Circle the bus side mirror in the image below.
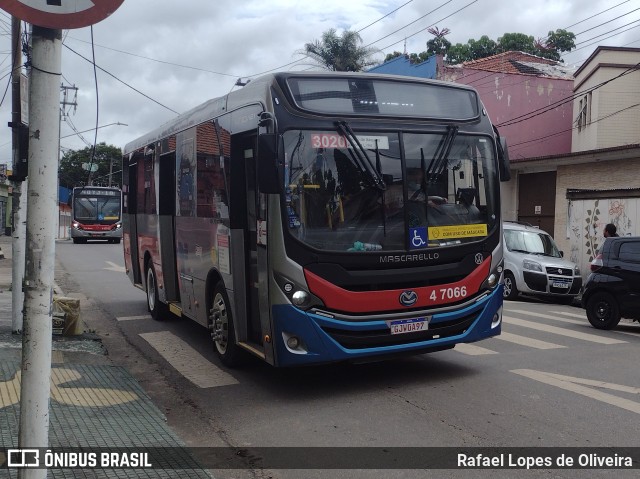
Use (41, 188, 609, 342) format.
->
(257, 133, 280, 194)
(498, 137, 511, 182)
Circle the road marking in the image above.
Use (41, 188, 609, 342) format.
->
(497, 331, 565, 349)
(503, 315, 626, 344)
(550, 310, 586, 319)
(512, 369, 640, 415)
(104, 260, 126, 273)
(117, 315, 150, 321)
(513, 310, 639, 337)
(140, 331, 238, 388)
(454, 343, 498, 355)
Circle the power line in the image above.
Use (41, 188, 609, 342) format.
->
(357, 0, 414, 33)
(508, 102, 640, 150)
(496, 61, 640, 127)
(63, 43, 179, 114)
(564, 0, 631, 30)
(362, 0, 455, 49)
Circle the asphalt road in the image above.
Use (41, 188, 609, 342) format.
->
(54, 240, 640, 479)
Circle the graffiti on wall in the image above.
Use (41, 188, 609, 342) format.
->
(568, 197, 638, 280)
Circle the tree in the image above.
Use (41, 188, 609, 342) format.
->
(59, 143, 122, 189)
(385, 27, 575, 67)
(426, 27, 451, 56)
(497, 32, 536, 54)
(383, 51, 430, 64)
(301, 29, 379, 71)
(467, 36, 498, 60)
(535, 29, 576, 61)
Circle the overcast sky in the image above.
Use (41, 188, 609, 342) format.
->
(0, 0, 639, 171)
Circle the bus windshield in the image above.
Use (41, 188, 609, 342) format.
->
(283, 129, 498, 252)
(74, 196, 122, 223)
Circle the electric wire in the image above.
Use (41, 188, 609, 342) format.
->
(87, 25, 100, 184)
(508, 102, 640, 152)
(357, 0, 414, 33)
(496, 61, 640, 127)
(63, 43, 179, 114)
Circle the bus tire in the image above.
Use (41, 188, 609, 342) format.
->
(146, 262, 164, 320)
(209, 283, 243, 367)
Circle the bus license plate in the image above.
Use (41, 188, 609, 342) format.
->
(387, 317, 429, 335)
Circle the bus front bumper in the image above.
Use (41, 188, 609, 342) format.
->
(271, 286, 503, 367)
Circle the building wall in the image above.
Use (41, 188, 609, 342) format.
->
(442, 69, 573, 160)
(572, 49, 640, 152)
(554, 159, 640, 279)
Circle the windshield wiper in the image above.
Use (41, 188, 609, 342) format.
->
(336, 120, 386, 191)
(427, 125, 458, 180)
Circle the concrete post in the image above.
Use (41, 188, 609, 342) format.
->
(18, 26, 62, 479)
(11, 178, 27, 333)
(11, 17, 26, 334)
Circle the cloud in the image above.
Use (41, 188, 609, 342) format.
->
(1, 0, 638, 165)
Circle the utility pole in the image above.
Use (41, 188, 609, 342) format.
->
(10, 17, 27, 334)
(18, 26, 62, 479)
(1, 4, 125, 476)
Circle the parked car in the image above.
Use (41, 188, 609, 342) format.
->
(581, 236, 640, 330)
(502, 222, 581, 302)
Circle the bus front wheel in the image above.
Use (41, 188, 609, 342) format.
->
(209, 283, 243, 367)
(146, 263, 164, 320)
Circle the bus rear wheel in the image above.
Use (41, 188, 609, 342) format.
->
(209, 283, 243, 367)
(146, 263, 164, 320)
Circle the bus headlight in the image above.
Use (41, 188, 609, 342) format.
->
(481, 261, 503, 291)
(72, 221, 82, 230)
(291, 291, 309, 307)
(274, 273, 324, 310)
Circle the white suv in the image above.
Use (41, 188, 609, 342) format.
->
(503, 222, 582, 302)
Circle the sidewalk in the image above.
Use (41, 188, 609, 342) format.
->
(0, 234, 212, 478)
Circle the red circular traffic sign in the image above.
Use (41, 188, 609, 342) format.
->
(1, 0, 124, 29)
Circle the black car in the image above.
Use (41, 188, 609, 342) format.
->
(581, 236, 640, 329)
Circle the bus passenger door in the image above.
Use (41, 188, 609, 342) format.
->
(126, 155, 142, 285)
(230, 132, 269, 355)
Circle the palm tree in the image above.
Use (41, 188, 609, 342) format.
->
(301, 29, 379, 72)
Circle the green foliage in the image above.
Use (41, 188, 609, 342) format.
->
(498, 33, 536, 54)
(426, 36, 451, 56)
(536, 29, 576, 61)
(302, 29, 379, 71)
(383, 51, 430, 64)
(59, 143, 123, 189)
(401, 28, 575, 65)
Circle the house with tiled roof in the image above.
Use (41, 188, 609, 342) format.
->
(438, 51, 576, 233)
(368, 48, 640, 280)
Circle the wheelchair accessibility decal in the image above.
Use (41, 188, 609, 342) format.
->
(409, 227, 428, 249)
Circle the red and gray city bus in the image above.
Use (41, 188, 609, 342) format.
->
(70, 186, 123, 244)
(122, 72, 511, 367)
